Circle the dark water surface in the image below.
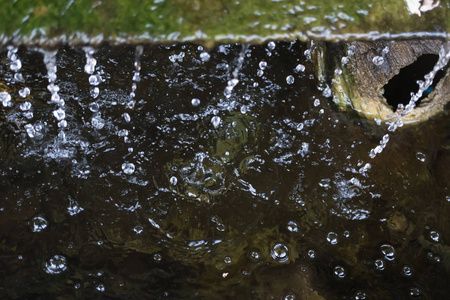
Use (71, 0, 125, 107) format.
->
(0, 41, 449, 299)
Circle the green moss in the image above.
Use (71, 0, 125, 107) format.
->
(0, 0, 448, 45)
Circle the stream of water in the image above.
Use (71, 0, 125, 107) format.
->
(0, 41, 450, 299)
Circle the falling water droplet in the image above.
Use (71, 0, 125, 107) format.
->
(271, 244, 289, 262)
(19, 87, 30, 98)
(268, 41, 276, 50)
(259, 61, 267, 70)
(24, 124, 36, 138)
(170, 176, 178, 185)
(90, 87, 100, 98)
(123, 113, 131, 122)
(372, 56, 384, 66)
(53, 108, 66, 121)
(211, 116, 221, 128)
(122, 162, 135, 175)
(294, 64, 306, 73)
(191, 98, 200, 106)
(0, 92, 12, 107)
(89, 74, 102, 86)
(19, 101, 31, 111)
(200, 52, 210, 62)
(286, 75, 295, 85)
(44, 255, 67, 274)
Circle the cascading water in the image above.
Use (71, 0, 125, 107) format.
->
(0, 41, 450, 299)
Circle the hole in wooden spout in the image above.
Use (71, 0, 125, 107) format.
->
(383, 54, 447, 111)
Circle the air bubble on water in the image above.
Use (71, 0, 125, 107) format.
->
(430, 230, 440, 242)
(327, 232, 338, 245)
(259, 61, 267, 70)
(294, 64, 305, 73)
(354, 291, 367, 300)
(133, 225, 143, 234)
(123, 112, 131, 122)
(257, 69, 264, 77)
(271, 244, 289, 262)
(284, 293, 295, 300)
(286, 75, 295, 85)
(410, 287, 421, 297)
(224, 257, 232, 264)
(19, 87, 30, 98)
(0, 92, 12, 107)
(191, 98, 200, 106)
(96, 284, 105, 292)
(287, 221, 298, 232)
(153, 253, 162, 261)
(334, 266, 345, 278)
(170, 176, 178, 185)
(44, 255, 67, 274)
(29, 215, 49, 232)
(307, 249, 315, 259)
(122, 162, 135, 175)
(372, 56, 384, 66)
(381, 244, 395, 261)
(268, 41, 276, 50)
(314, 99, 320, 107)
(211, 116, 221, 128)
(251, 251, 260, 260)
(402, 265, 412, 276)
(89, 74, 102, 86)
(375, 259, 385, 270)
(200, 52, 210, 62)
(415, 152, 426, 162)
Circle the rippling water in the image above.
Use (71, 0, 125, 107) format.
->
(0, 41, 450, 299)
